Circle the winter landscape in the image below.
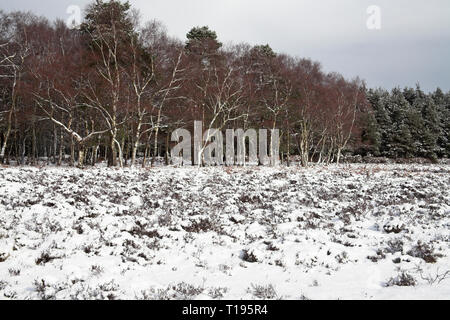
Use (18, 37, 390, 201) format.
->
(1, 0, 450, 302)
(0, 163, 449, 300)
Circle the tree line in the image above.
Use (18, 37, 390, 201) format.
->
(0, 0, 448, 167)
(363, 87, 450, 161)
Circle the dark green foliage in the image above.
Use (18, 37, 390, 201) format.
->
(80, 0, 137, 55)
(185, 26, 222, 55)
(360, 111, 381, 156)
(251, 44, 276, 58)
(80, 0, 134, 36)
(186, 26, 219, 43)
(432, 88, 450, 157)
(364, 85, 450, 159)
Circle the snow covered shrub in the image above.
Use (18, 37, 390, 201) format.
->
(169, 282, 204, 300)
(383, 220, 405, 234)
(90, 265, 104, 276)
(0, 252, 9, 262)
(241, 248, 262, 263)
(392, 257, 402, 264)
(70, 280, 120, 300)
(407, 241, 440, 263)
(339, 213, 353, 225)
(8, 268, 21, 276)
(385, 271, 417, 287)
(129, 222, 161, 239)
(297, 212, 323, 229)
(219, 264, 231, 274)
(248, 284, 280, 300)
(138, 283, 205, 300)
(73, 222, 84, 234)
(335, 251, 349, 264)
(82, 244, 94, 254)
(182, 218, 216, 233)
(33, 279, 52, 300)
(32, 279, 66, 300)
(239, 193, 261, 205)
(35, 251, 58, 265)
(123, 239, 141, 250)
(385, 239, 404, 254)
(0, 280, 8, 291)
(146, 238, 162, 251)
(274, 259, 286, 268)
(137, 288, 169, 300)
(208, 287, 229, 299)
(341, 201, 368, 221)
(367, 249, 386, 262)
(266, 241, 281, 251)
(157, 212, 173, 227)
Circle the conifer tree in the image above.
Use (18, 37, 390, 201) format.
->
(387, 88, 415, 157)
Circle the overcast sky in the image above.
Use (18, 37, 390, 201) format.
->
(2, 0, 450, 92)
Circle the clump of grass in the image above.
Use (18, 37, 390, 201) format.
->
(385, 270, 417, 287)
(248, 284, 280, 300)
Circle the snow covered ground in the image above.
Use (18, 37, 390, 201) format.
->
(0, 164, 449, 300)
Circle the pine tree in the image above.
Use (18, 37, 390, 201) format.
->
(360, 111, 381, 156)
(185, 26, 222, 56)
(387, 88, 416, 157)
(80, 0, 136, 41)
(395, 122, 415, 157)
(251, 44, 276, 58)
(419, 96, 440, 159)
(432, 88, 450, 157)
(367, 88, 392, 156)
(402, 87, 417, 105)
(444, 92, 450, 157)
(364, 89, 385, 155)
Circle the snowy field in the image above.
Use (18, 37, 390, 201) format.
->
(0, 164, 449, 300)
